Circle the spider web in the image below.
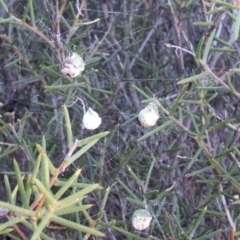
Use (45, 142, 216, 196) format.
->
(0, 0, 179, 155)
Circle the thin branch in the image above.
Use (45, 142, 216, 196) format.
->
(167, 0, 184, 77)
(64, 0, 87, 46)
(6, 215, 28, 240)
(11, 15, 55, 49)
(199, 59, 240, 98)
(2, 35, 47, 85)
(219, 184, 236, 232)
(129, 13, 162, 69)
(165, 43, 195, 57)
(85, 17, 113, 61)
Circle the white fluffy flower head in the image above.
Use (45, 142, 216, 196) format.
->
(61, 53, 85, 78)
(82, 108, 101, 130)
(132, 209, 152, 230)
(138, 102, 159, 128)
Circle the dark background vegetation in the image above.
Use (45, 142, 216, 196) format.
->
(0, 0, 240, 239)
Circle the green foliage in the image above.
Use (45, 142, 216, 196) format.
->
(0, 106, 108, 239)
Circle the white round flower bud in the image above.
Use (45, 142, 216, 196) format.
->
(138, 102, 159, 127)
(132, 209, 152, 230)
(82, 108, 101, 130)
(61, 53, 85, 78)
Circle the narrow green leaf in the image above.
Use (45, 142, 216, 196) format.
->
(188, 206, 207, 236)
(197, 179, 219, 184)
(233, 146, 240, 159)
(113, 226, 146, 240)
(172, 212, 186, 236)
(164, 209, 175, 237)
(117, 178, 142, 202)
(213, 37, 233, 47)
(137, 120, 172, 141)
(196, 36, 205, 59)
(148, 184, 175, 209)
(51, 215, 105, 237)
(205, 209, 225, 216)
(0, 18, 15, 23)
(0, 146, 18, 159)
(78, 88, 102, 107)
(202, 29, 216, 62)
(126, 164, 143, 185)
(232, 199, 240, 204)
(193, 22, 215, 27)
(212, 0, 240, 10)
(42, 66, 63, 78)
(97, 186, 111, 220)
(177, 71, 209, 85)
(232, 68, 240, 73)
(32, 153, 42, 178)
(133, 85, 151, 99)
(0, 201, 36, 218)
(77, 131, 110, 147)
(21, 219, 52, 240)
(4, 175, 13, 204)
(0, 0, 8, 12)
(21, 139, 34, 164)
(22, 0, 31, 22)
(31, 212, 53, 240)
(4, 58, 22, 68)
(188, 111, 200, 135)
(63, 104, 73, 148)
(226, 73, 235, 93)
(212, 159, 240, 192)
(206, 8, 225, 15)
(0, 228, 13, 234)
(41, 151, 50, 190)
(81, 207, 94, 225)
(208, 118, 235, 132)
(210, 48, 236, 52)
(232, 18, 240, 40)
(170, 83, 189, 114)
(55, 204, 92, 215)
(55, 180, 101, 189)
(194, 229, 222, 240)
(13, 160, 28, 208)
(36, 144, 56, 175)
(58, 183, 100, 209)
(76, 18, 101, 26)
(187, 148, 202, 169)
(198, 113, 212, 137)
(65, 139, 99, 166)
(89, 87, 113, 95)
(54, 169, 81, 200)
(44, 83, 85, 90)
(122, 115, 138, 126)
(149, 197, 166, 235)
(41, 135, 46, 151)
(31, 177, 57, 205)
(32, 185, 41, 202)
(125, 197, 145, 208)
(145, 157, 156, 190)
(25, 174, 32, 203)
(0, 216, 22, 232)
(29, 0, 36, 28)
(85, 56, 101, 66)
